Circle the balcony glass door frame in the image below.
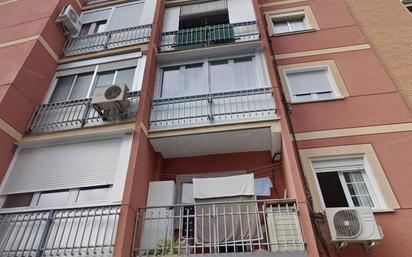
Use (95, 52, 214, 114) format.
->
(44, 53, 145, 104)
(155, 52, 270, 99)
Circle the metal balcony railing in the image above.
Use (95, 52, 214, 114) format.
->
(134, 199, 305, 256)
(27, 91, 140, 133)
(149, 87, 277, 130)
(160, 21, 259, 51)
(63, 24, 151, 57)
(83, 0, 113, 5)
(0, 205, 120, 257)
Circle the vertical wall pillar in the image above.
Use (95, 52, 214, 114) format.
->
(251, 1, 321, 256)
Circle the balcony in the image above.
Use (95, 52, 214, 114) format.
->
(83, 0, 114, 5)
(63, 25, 151, 57)
(148, 87, 279, 158)
(150, 87, 276, 130)
(0, 205, 120, 257)
(27, 91, 140, 133)
(134, 199, 306, 256)
(160, 22, 259, 52)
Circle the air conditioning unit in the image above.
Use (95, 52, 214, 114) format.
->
(91, 84, 129, 116)
(56, 5, 81, 37)
(325, 207, 383, 252)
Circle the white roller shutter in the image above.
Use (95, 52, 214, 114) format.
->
(2, 138, 124, 195)
(180, 0, 227, 18)
(162, 7, 180, 33)
(227, 0, 256, 23)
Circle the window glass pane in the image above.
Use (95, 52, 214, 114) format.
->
(343, 171, 374, 207)
(234, 57, 256, 90)
(79, 23, 92, 36)
(50, 75, 75, 103)
(76, 186, 110, 204)
(316, 172, 349, 208)
(210, 60, 231, 92)
(95, 71, 115, 88)
(2, 193, 33, 208)
(316, 91, 334, 100)
(273, 21, 290, 33)
(181, 183, 194, 204)
(286, 68, 333, 98)
(115, 67, 136, 90)
(288, 18, 306, 31)
(37, 190, 69, 208)
(183, 63, 204, 95)
(69, 73, 93, 100)
(295, 93, 313, 101)
(94, 20, 107, 33)
(161, 67, 180, 98)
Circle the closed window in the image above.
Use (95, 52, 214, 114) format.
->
(271, 11, 309, 34)
(79, 2, 144, 35)
(284, 66, 340, 102)
(50, 73, 93, 102)
(37, 190, 70, 208)
(159, 56, 260, 98)
(265, 6, 319, 36)
(312, 156, 380, 209)
(49, 58, 142, 103)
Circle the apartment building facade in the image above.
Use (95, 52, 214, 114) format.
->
(0, 0, 411, 257)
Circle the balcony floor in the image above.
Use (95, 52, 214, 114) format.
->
(181, 252, 308, 257)
(149, 121, 281, 158)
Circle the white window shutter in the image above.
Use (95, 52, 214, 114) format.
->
(82, 9, 111, 24)
(2, 138, 125, 195)
(286, 68, 332, 95)
(163, 7, 180, 33)
(180, 0, 228, 18)
(227, 0, 256, 23)
(108, 3, 143, 30)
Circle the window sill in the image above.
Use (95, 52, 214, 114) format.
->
(289, 96, 344, 104)
(372, 208, 395, 213)
(272, 28, 316, 37)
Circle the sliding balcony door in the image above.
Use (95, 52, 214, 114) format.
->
(151, 53, 276, 129)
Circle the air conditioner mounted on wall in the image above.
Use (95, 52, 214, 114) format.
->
(91, 84, 129, 116)
(324, 207, 383, 252)
(56, 5, 81, 37)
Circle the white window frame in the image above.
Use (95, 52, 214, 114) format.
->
(0, 132, 132, 213)
(79, 0, 146, 35)
(156, 52, 269, 98)
(270, 10, 311, 35)
(311, 155, 388, 211)
(44, 53, 145, 104)
(283, 65, 342, 103)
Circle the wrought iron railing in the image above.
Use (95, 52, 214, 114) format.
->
(160, 21, 259, 50)
(134, 199, 305, 256)
(27, 91, 140, 133)
(83, 0, 113, 5)
(63, 24, 151, 56)
(150, 87, 277, 130)
(0, 205, 120, 257)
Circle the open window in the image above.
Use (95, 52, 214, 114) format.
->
(79, 2, 144, 36)
(299, 144, 400, 213)
(312, 157, 377, 208)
